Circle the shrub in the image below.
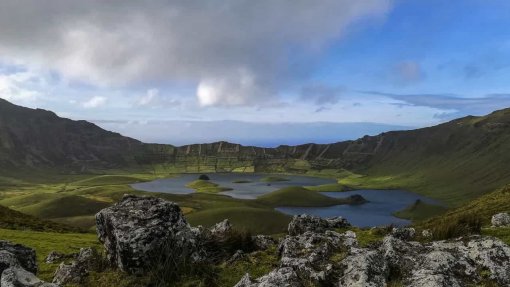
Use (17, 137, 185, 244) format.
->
(198, 174, 210, 180)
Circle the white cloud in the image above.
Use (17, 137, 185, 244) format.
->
(82, 96, 107, 109)
(135, 88, 180, 108)
(0, 0, 392, 106)
(0, 71, 43, 103)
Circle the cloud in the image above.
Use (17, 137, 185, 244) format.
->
(363, 91, 510, 118)
(393, 61, 424, 84)
(300, 85, 343, 106)
(0, 70, 44, 103)
(135, 88, 180, 108)
(82, 96, 107, 109)
(0, 0, 392, 106)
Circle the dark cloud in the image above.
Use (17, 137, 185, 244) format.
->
(0, 0, 391, 107)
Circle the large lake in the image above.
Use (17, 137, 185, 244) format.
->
(132, 173, 441, 227)
(277, 190, 441, 227)
(131, 173, 336, 199)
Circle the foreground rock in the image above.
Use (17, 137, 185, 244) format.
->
(0, 241, 55, 286)
(95, 194, 206, 274)
(52, 247, 98, 285)
(2, 266, 57, 287)
(492, 212, 510, 227)
(237, 216, 510, 287)
(287, 214, 350, 236)
(45, 251, 76, 264)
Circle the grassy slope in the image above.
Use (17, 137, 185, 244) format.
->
(0, 228, 99, 281)
(0, 204, 80, 232)
(393, 200, 448, 221)
(341, 110, 510, 206)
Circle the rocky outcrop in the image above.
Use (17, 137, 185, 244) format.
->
(234, 267, 301, 287)
(0, 241, 37, 274)
(0, 241, 54, 286)
(95, 195, 206, 275)
(210, 219, 232, 237)
(252, 235, 278, 251)
(491, 212, 510, 227)
(391, 227, 416, 241)
(1, 266, 57, 287)
(287, 214, 350, 236)
(52, 247, 97, 285)
(45, 251, 77, 264)
(235, 215, 510, 287)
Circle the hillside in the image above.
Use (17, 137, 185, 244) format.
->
(1, 98, 510, 204)
(0, 99, 144, 171)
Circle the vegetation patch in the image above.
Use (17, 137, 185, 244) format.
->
(0, 228, 99, 281)
(232, 180, 252, 184)
(256, 186, 364, 207)
(393, 199, 448, 221)
(186, 180, 233, 193)
(306, 183, 348, 192)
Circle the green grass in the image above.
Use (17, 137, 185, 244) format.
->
(69, 175, 149, 187)
(186, 180, 233, 193)
(216, 247, 279, 286)
(482, 227, 510, 245)
(0, 228, 99, 281)
(186, 207, 290, 235)
(19, 195, 111, 219)
(393, 199, 448, 221)
(259, 176, 289, 182)
(0, 204, 80, 232)
(256, 186, 361, 207)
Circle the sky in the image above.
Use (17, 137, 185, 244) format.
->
(1, 0, 510, 146)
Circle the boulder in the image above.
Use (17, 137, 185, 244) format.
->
(278, 230, 357, 284)
(337, 248, 388, 287)
(0, 241, 37, 274)
(491, 212, 510, 227)
(52, 247, 98, 285)
(210, 219, 232, 237)
(391, 227, 416, 241)
(234, 267, 301, 287)
(287, 214, 350, 236)
(227, 250, 246, 264)
(0, 250, 21, 275)
(95, 195, 205, 274)
(45, 251, 76, 264)
(1, 266, 58, 287)
(252, 235, 278, 250)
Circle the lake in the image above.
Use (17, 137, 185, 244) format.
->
(131, 173, 337, 199)
(132, 173, 441, 227)
(277, 189, 441, 227)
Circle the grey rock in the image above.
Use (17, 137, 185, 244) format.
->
(95, 195, 205, 274)
(0, 241, 37, 274)
(279, 230, 356, 284)
(0, 250, 21, 275)
(391, 227, 416, 241)
(1, 266, 58, 287)
(52, 247, 98, 285)
(337, 248, 388, 287)
(234, 267, 301, 287)
(252, 235, 277, 251)
(287, 214, 350, 236)
(45, 251, 76, 264)
(228, 250, 246, 264)
(421, 229, 432, 238)
(491, 212, 510, 227)
(210, 219, 232, 237)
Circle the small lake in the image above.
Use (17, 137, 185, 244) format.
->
(277, 189, 441, 227)
(132, 174, 442, 227)
(131, 173, 336, 199)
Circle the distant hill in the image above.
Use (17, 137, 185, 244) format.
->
(0, 99, 143, 171)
